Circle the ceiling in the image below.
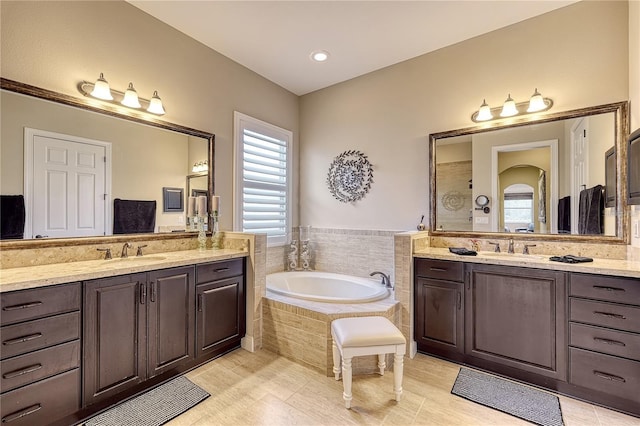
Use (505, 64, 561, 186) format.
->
(128, 1, 578, 96)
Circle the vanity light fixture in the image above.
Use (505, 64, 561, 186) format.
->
(471, 88, 553, 123)
(192, 160, 208, 173)
(79, 73, 166, 115)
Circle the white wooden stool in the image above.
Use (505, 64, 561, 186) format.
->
(331, 316, 406, 409)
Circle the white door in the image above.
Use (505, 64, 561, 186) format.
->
(571, 119, 588, 234)
(25, 129, 111, 239)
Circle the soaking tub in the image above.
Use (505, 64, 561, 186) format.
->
(266, 271, 389, 303)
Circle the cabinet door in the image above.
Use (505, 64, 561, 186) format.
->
(196, 275, 245, 357)
(466, 264, 567, 380)
(83, 273, 147, 406)
(415, 278, 464, 355)
(147, 267, 195, 378)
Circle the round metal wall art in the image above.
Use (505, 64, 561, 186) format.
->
(327, 150, 374, 203)
(441, 190, 465, 211)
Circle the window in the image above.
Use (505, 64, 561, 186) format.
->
(233, 112, 292, 246)
(503, 192, 534, 224)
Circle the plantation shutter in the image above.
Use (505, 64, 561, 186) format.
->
(241, 128, 289, 243)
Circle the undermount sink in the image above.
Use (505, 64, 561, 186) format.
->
(111, 256, 167, 262)
(480, 252, 547, 261)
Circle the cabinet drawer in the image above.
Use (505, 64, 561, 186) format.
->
(570, 298, 640, 333)
(415, 259, 464, 282)
(196, 258, 243, 284)
(1, 340, 80, 392)
(569, 347, 640, 403)
(1, 283, 80, 326)
(0, 368, 80, 426)
(570, 274, 640, 305)
(0, 312, 80, 360)
(570, 323, 640, 361)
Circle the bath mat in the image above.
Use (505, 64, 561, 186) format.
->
(83, 375, 209, 426)
(451, 368, 564, 426)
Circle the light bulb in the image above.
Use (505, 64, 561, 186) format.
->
(90, 73, 113, 100)
(500, 94, 518, 117)
(527, 88, 546, 112)
(121, 83, 141, 108)
(476, 99, 493, 121)
(147, 91, 165, 115)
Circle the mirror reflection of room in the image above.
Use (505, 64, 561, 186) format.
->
(434, 111, 617, 236)
(0, 89, 210, 239)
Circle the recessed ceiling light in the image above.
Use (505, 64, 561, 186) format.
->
(310, 50, 330, 62)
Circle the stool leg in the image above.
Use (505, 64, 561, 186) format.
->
(393, 352, 404, 402)
(332, 339, 341, 380)
(342, 356, 353, 409)
(377, 354, 386, 376)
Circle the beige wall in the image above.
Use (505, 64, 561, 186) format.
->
(299, 1, 628, 231)
(0, 0, 299, 232)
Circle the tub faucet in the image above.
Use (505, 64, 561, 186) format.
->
(121, 242, 132, 258)
(507, 239, 515, 254)
(370, 271, 392, 289)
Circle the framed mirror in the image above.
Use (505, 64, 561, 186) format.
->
(0, 78, 215, 245)
(429, 101, 630, 244)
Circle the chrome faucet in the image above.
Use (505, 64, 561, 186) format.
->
(507, 239, 515, 254)
(523, 244, 537, 255)
(488, 241, 501, 253)
(370, 271, 392, 289)
(121, 242, 132, 258)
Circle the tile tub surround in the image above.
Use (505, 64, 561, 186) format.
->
(273, 228, 402, 281)
(263, 290, 400, 377)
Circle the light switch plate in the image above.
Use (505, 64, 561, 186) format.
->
(475, 216, 489, 224)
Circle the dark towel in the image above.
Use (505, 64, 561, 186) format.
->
(549, 255, 593, 264)
(578, 185, 604, 235)
(113, 198, 156, 234)
(557, 196, 571, 234)
(1, 195, 26, 239)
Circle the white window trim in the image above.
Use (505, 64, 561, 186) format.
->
(233, 111, 293, 247)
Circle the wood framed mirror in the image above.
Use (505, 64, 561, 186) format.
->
(429, 101, 630, 244)
(0, 78, 215, 247)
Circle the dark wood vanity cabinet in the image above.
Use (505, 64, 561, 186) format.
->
(414, 258, 640, 417)
(196, 259, 245, 358)
(414, 259, 464, 359)
(83, 266, 195, 406)
(1, 283, 81, 426)
(466, 264, 567, 381)
(567, 273, 640, 412)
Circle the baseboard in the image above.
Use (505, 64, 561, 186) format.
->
(241, 335, 255, 352)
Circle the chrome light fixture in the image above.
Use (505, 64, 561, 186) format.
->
(79, 73, 166, 115)
(471, 89, 553, 123)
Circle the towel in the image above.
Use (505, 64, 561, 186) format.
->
(578, 185, 604, 235)
(557, 196, 571, 234)
(0, 195, 26, 239)
(113, 198, 156, 234)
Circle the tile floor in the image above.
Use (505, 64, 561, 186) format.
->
(168, 349, 640, 425)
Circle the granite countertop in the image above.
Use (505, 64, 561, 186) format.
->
(0, 249, 249, 293)
(414, 247, 640, 279)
